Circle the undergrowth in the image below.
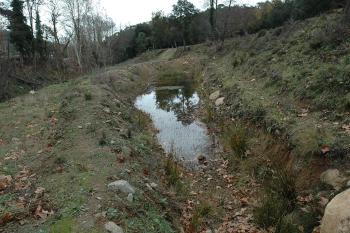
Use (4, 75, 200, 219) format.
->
(254, 167, 297, 228)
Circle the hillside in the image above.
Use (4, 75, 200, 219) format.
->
(0, 10, 350, 233)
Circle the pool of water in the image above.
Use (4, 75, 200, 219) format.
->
(135, 82, 213, 165)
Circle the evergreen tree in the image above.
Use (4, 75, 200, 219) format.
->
(8, 0, 33, 58)
(172, 0, 199, 46)
(35, 9, 44, 58)
(345, 0, 350, 22)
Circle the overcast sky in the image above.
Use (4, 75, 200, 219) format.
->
(102, 0, 261, 28)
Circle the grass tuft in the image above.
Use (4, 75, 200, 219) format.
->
(164, 157, 181, 186)
(224, 124, 248, 158)
(191, 202, 212, 231)
(254, 168, 297, 228)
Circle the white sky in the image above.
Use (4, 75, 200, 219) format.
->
(102, 0, 261, 28)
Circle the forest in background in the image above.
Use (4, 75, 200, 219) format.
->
(0, 0, 349, 100)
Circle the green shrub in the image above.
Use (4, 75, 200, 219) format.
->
(224, 125, 248, 158)
(84, 92, 92, 101)
(276, 215, 301, 233)
(310, 21, 350, 50)
(254, 169, 297, 228)
(312, 64, 350, 94)
(293, 0, 331, 20)
(254, 193, 289, 228)
(305, 64, 350, 110)
(98, 132, 107, 146)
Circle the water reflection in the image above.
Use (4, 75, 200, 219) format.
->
(155, 85, 198, 125)
(135, 80, 212, 164)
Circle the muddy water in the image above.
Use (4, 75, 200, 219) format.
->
(135, 79, 213, 166)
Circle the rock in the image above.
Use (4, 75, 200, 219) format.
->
(320, 188, 350, 233)
(320, 169, 346, 190)
(108, 180, 135, 194)
(95, 211, 107, 219)
(103, 107, 111, 114)
(347, 180, 350, 187)
(146, 183, 153, 191)
(209, 91, 220, 100)
(127, 193, 133, 202)
(215, 97, 225, 106)
(150, 182, 158, 188)
(104, 221, 123, 233)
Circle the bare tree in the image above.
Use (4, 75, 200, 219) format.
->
(47, 0, 61, 44)
(63, 0, 92, 71)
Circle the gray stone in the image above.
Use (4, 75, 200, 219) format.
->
(209, 91, 220, 100)
(104, 221, 123, 233)
(320, 169, 346, 190)
(215, 97, 225, 106)
(108, 180, 135, 194)
(127, 193, 133, 202)
(103, 107, 111, 114)
(321, 188, 350, 233)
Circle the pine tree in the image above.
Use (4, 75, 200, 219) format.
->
(8, 0, 33, 58)
(35, 10, 44, 59)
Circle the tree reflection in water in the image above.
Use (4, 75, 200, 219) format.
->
(155, 80, 197, 125)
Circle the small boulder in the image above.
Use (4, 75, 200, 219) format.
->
(215, 97, 225, 106)
(108, 180, 135, 194)
(209, 91, 220, 100)
(104, 221, 123, 233)
(320, 169, 346, 190)
(320, 188, 350, 233)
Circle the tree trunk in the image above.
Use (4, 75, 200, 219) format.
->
(345, 0, 350, 22)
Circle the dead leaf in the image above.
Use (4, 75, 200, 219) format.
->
(56, 165, 64, 173)
(35, 187, 45, 196)
(0, 213, 13, 226)
(240, 197, 249, 206)
(298, 109, 309, 117)
(342, 124, 350, 134)
(321, 146, 330, 155)
(35, 205, 53, 219)
(117, 155, 126, 163)
(0, 175, 12, 191)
